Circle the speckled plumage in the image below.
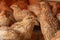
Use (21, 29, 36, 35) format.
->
(38, 1, 59, 40)
(11, 16, 35, 40)
(0, 26, 20, 40)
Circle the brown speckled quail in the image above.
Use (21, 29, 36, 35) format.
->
(0, 1, 15, 26)
(11, 15, 35, 40)
(0, 11, 10, 26)
(10, 4, 28, 21)
(38, 1, 59, 40)
(0, 26, 20, 40)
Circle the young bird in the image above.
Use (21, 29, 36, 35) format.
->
(38, 1, 59, 40)
(0, 1, 15, 26)
(11, 15, 35, 40)
(0, 26, 20, 40)
(0, 11, 10, 26)
(10, 4, 27, 21)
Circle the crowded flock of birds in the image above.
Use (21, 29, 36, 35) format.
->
(0, 0, 60, 40)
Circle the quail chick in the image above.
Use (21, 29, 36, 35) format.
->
(0, 26, 20, 40)
(38, 1, 59, 40)
(11, 16, 35, 40)
(10, 4, 24, 21)
(0, 1, 15, 26)
(0, 11, 10, 26)
(5, 10, 16, 26)
(21, 10, 39, 26)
